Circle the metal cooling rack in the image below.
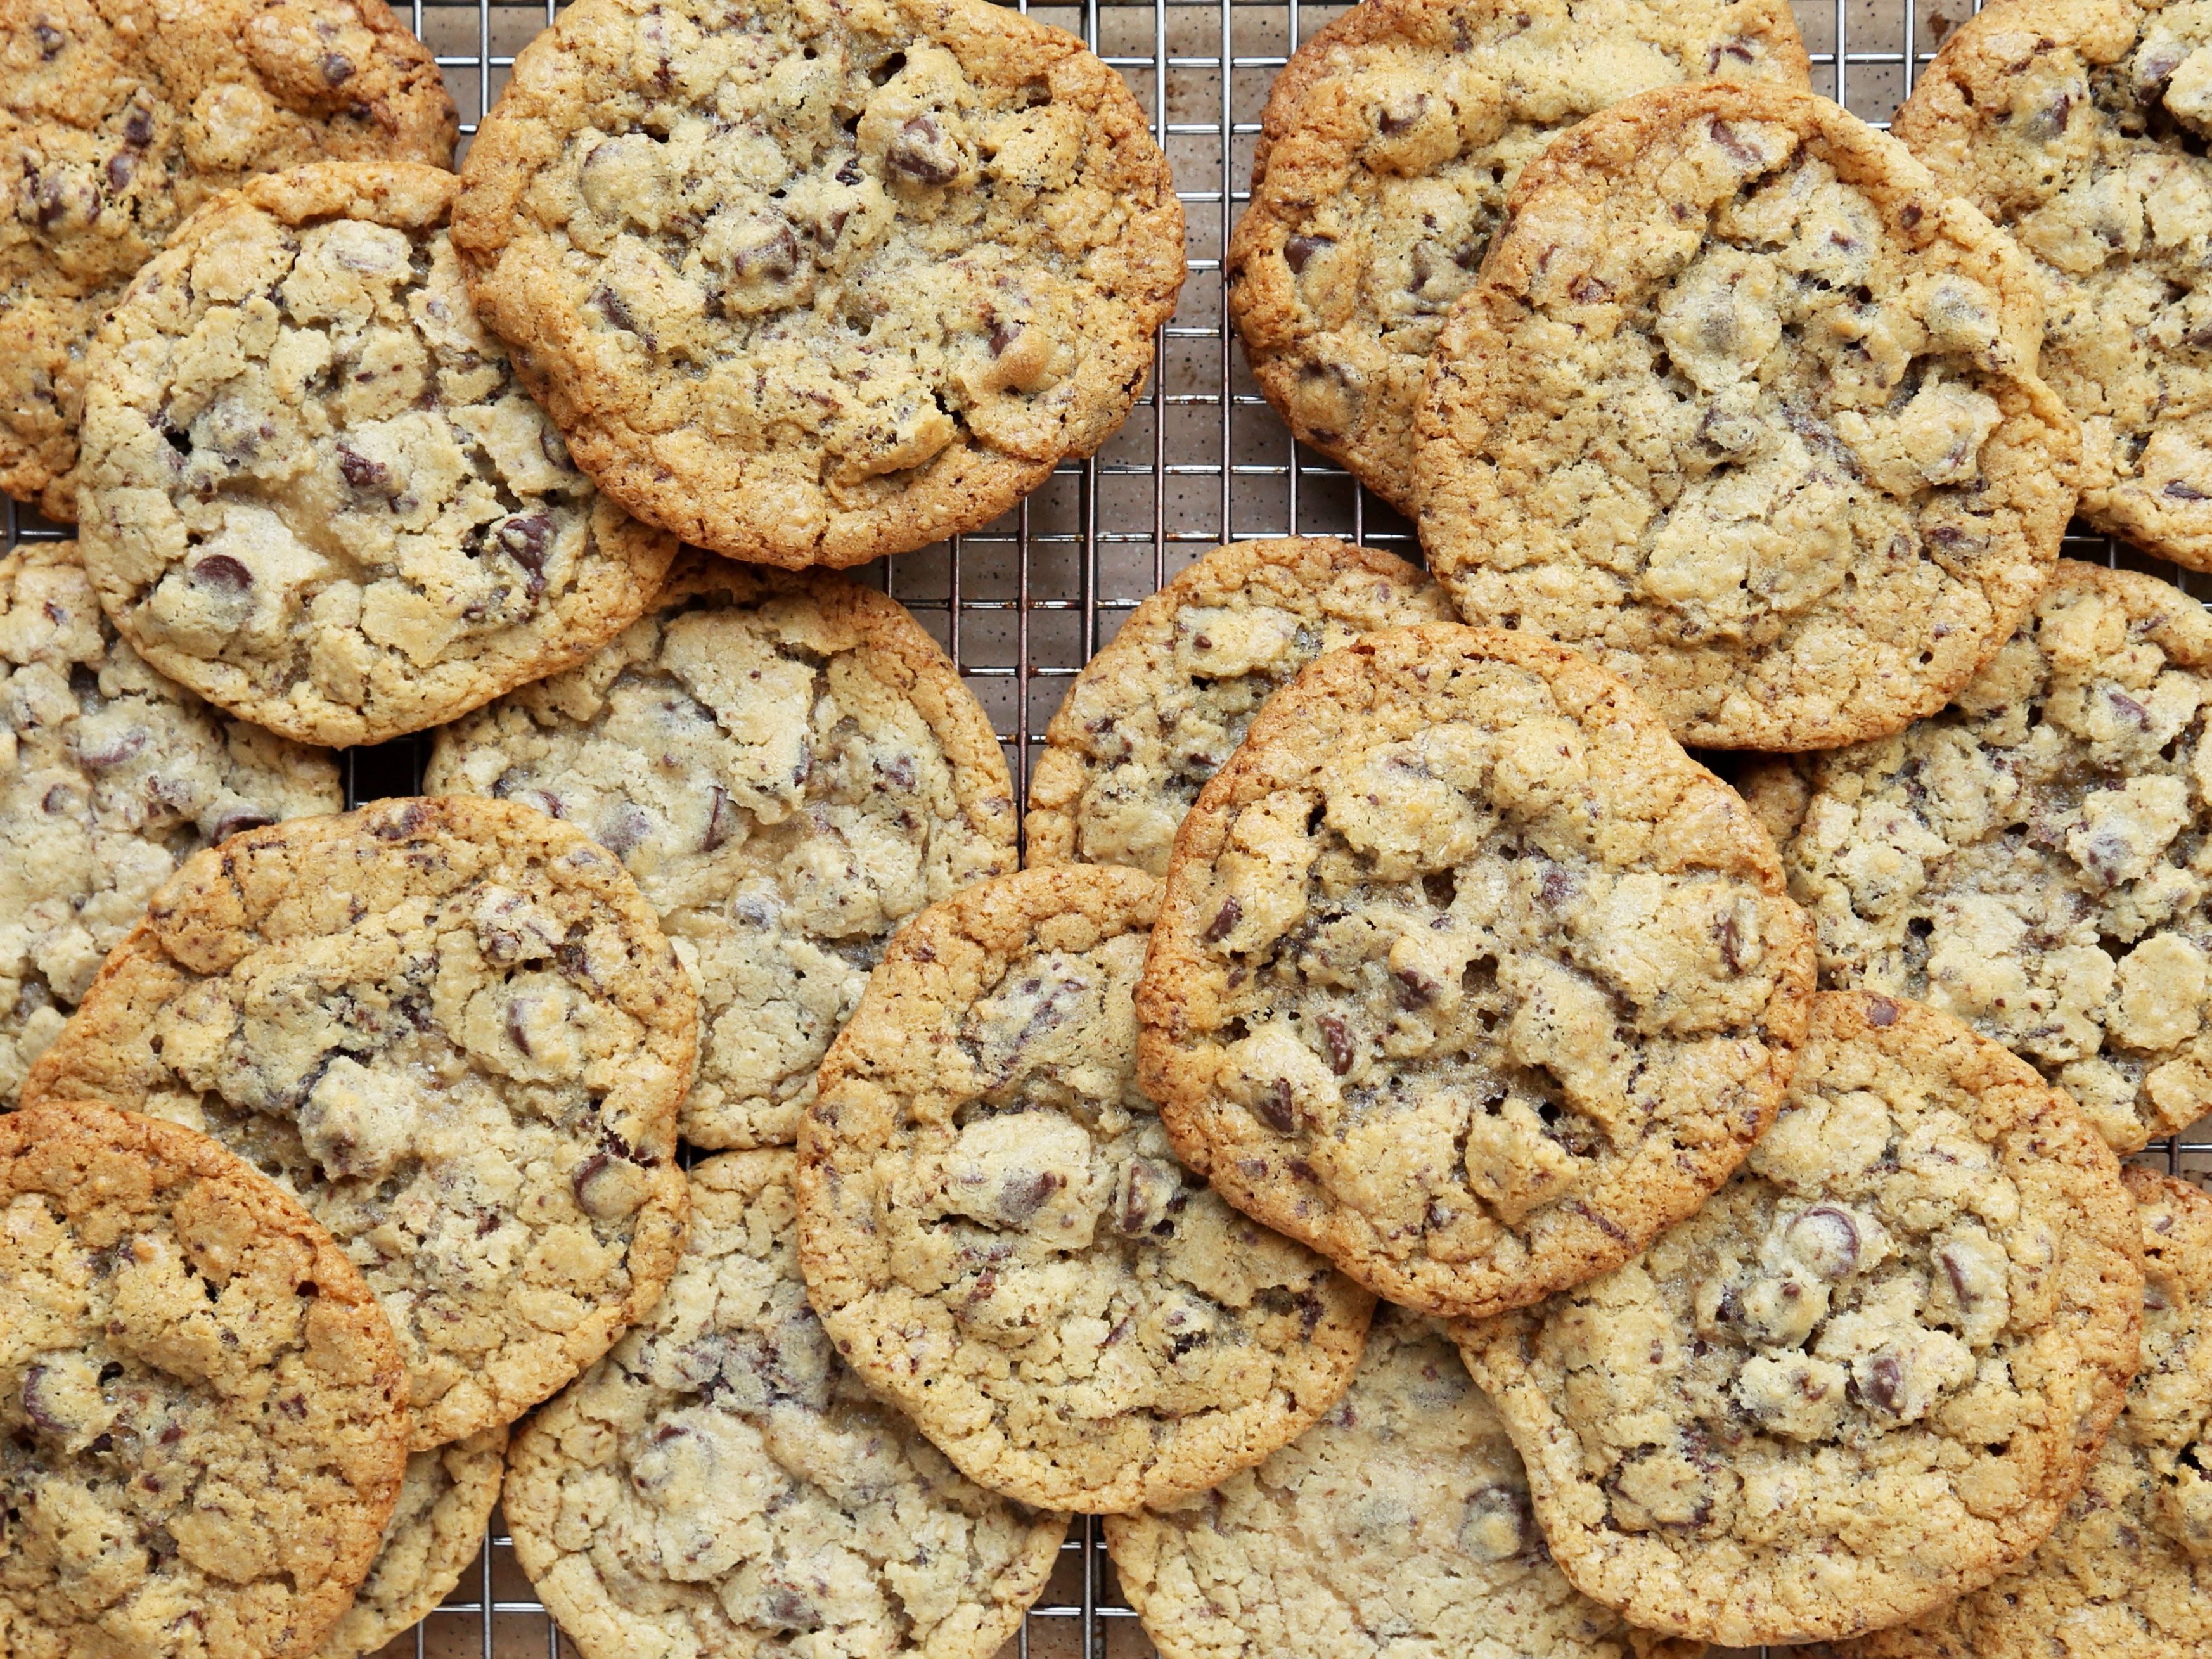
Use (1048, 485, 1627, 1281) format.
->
(9, 0, 2210, 1650)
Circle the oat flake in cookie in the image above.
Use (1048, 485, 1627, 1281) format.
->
(800, 866, 1373, 1512)
(75, 160, 681, 749)
(1743, 561, 2212, 1158)
(505, 1148, 1069, 1659)
(425, 553, 1017, 1150)
(1024, 537, 1454, 876)
(0, 1099, 410, 1659)
(1136, 624, 1815, 1321)
(1226, 0, 1809, 512)
(1, 540, 339, 1107)
(0, 0, 456, 522)
(1456, 992, 2144, 1648)
(20, 796, 698, 1449)
(1103, 1302, 1708, 1659)
(1416, 80, 2080, 752)
(451, 0, 1185, 568)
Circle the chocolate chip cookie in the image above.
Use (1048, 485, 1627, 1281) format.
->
(1456, 991, 2145, 1647)
(424, 553, 1017, 1150)
(75, 160, 681, 748)
(0, 0, 456, 522)
(1104, 1301, 1707, 1659)
(1136, 623, 1815, 1320)
(799, 864, 1374, 1512)
(1743, 561, 2212, 1156)
(453, 0, 1185, 568)
(1894, 0, 2212, 570)
(1024, 537, 1454, 876)
(1416, 80, 2080, 751)
(504, 1148, 1069, 1659)
(1228, 0, 1810, 511)
(22, 795, 697, 1449)
(1, 539, 340, 1108)
(0, 1098, 410, 1659)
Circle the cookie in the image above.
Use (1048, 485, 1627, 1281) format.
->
(1024, 537, 1455, 876)
(423, 553, 1017, 1150)
(1, 539, 340, 1107)
(0, 0, 456, 522)
(451, 0, 1185, 570)
(1226, 0, 1809, 511)
(0, 1098, 410, 1659)
(75, 160, 681, 749)
(505, 1147, 1068, 1659)
(1103, 1301, 1707, 1659)
(309, 1428, 506, 1659)
(20, 795, 698, 1449)
(1415, 80, 2081, 751)
(1742, 561, 2212, 1158)
(1455, 990, 2144, 1647)
(1135, 623, 1815, 1320)
(1894, 0, 2212, 569)
(798, 864, 1375, 1513)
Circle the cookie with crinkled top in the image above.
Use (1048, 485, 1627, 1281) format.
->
(1415, 80, 2080, 751)
(1227, 0, 1808, 511)
(452, 0, 1185, 568)
(0, 1098, 410, 1659)
(1456, 991, 2144, 1648)
(1024, 537, 1454, 876)
(425, 552, 1017, 1150)
(22, 795, 697, 1449)
(75, 160, 681, 748)
(799, 864, 1374, 1512)
(1, 539, 340, 1107)
(1136, 622, 1815, 1321)
(0, 0, 456, 521)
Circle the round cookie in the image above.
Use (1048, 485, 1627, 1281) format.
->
(1135, 623, 1815, 1321)
(799, 865, 1375, 1513)
(1415, 80, 2081, 752)
(1455, 991, 2145, 1648)
(1103, 1301, 1707, 1659)
(1226, 0, 1809, 511)
(0, 0, 456, 522)
(452, 0, 1186, 569)
(1, 539, 340, 1107)
(0, 1098, 410, 1659)
(20, 795, 698, 1449)
(504, 1147, 1069, 1659)
(1894, 0, 2212, 570)
(75, 160, 681, 748)
(424, 553, 1017, 1150)
(1024, 537, 1454, 876)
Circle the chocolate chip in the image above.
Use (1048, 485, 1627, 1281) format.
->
(1256, 1078, 1299, 1135)
(835, 155, 863, 186)
(1708, 118, 1761, 167)
(41, 784, 71, 814)
(702, 786, 736, 853)
(886, 115, 960, 183)
(123, 108, 151, 148)
(987, 317, 1020, 356)
(191, 554, 252, 593)
(209, 807, 274, 843)
(1900, 203, 1924, 229)
(498, 513, 553, 595)
(1786, 1205, 1860, 1278)
(997, 1170, 1065, 1225)
(20, 1366, 70, 1434)
(2166, 480, 2208, 500)
(1318, 1013, 1354, 1075)
(735, 221, 799, 279)
(1377, 93, 1428, 136)
(30, 20, 63, 58)
(1202, 896, 1241, 943)
(1939, 1248, 1977, 1306)
(1394, 966, 1439, 1009)
(1863, 1352, 1905, 1414)
(2026, 89, 2071, 138)
(592, 285, 644, 338)
(106, 151, 134, 191)
(77, 729, 146, 771)
(1284, 234, 1332, 275)
(335, 441, 389, 491)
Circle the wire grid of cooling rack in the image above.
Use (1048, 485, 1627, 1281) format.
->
(9, 0, 2212, 1649)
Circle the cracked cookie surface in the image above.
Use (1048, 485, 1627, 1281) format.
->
(1227, 0, 1808, 512)
(1135, 624, 1815, 1321)
(0, 0, 456, 521)
(1, 539, 340, 1108)
(799, 865, 1374, 1512)
(425, 553, 1017, 1150)
(453, 0, 1185, 568)
(1024, 538, 1454, 876)
(1894, 0, 2212, 570)
(1743, 561, 2212, 1157)
(505, 1147, 1069, 1659)
(0, 1098, 409, 1659)
(1456, 991, 2144, 1648)
(1415, 80, 2079, 751)
(1103, 1301, 1707, 1659)
(76, 161, 680, 748)
(22, 795, 698, 1449)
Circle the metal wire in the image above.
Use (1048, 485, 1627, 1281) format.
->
(6, 0, 2202, 1653)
